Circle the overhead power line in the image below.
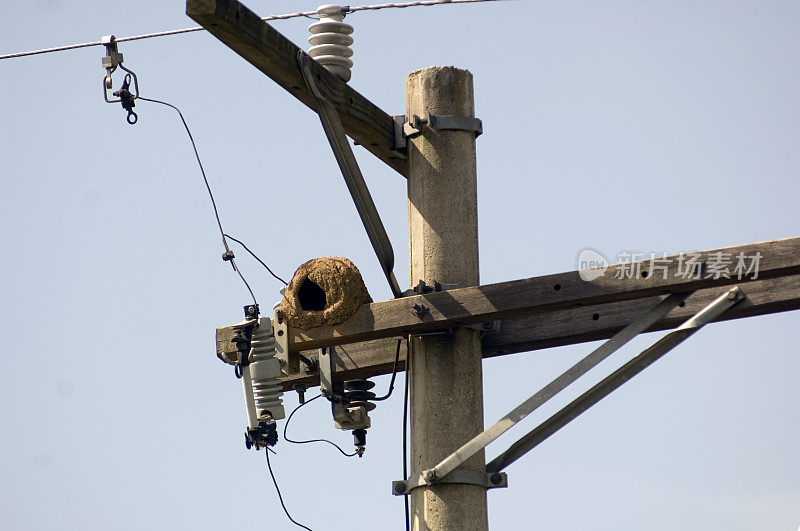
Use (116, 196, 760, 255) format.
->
(0, 0, 508, 61)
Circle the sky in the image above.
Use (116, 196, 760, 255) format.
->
(1, 1, 798, 530)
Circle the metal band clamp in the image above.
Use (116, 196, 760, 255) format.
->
(392, 113, 483, 152)
(402, 113, 483, 138)
(392, 470, 507, 496)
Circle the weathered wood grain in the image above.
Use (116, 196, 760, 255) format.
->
(274, 272, 800, 390)
(288, 237, 800, 351)
(186, 0, 407, 176)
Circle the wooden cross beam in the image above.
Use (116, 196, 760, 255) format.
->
(187, 0, 407, 177)
(214, 236, 800, 389)
(276, 273, 800, 390)
(287, 236, 799, 349)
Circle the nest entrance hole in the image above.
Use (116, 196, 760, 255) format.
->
(298, 277, 327, 311)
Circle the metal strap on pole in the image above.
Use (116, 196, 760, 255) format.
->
(486, 286, 743, 473)
(419, 292, 691, 484)
(297, 51, 402, 298)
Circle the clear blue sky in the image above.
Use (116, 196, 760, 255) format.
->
(1, 1, 798, 529)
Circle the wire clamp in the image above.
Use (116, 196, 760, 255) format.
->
(101, 35, 139, 124)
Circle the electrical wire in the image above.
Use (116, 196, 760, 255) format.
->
(283, 394, 359, 457)
(348, 0, 508, 13)
(372, 337, 403, 401)
(265, 450, 314, 531)
(0, 0, 510, 60)
(223, 233, 289, 286)
(402, 334, 411, 531)
(137, 96, 257, 307)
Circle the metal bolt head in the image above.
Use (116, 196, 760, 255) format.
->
(490, 473, 503, 485)
(411, 303, 429, 318)
(393, 481, 407, 494)
(424, 470, 437, 483)
(727, 290, 739, 301)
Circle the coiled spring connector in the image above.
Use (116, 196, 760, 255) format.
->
(308, 5, 354, 82)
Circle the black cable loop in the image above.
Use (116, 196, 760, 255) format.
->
(372, 338, 403, 401)
(283, 394, 358, 457)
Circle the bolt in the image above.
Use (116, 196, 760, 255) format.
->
(490, 473, 503, 485)
(424, 470, 437, 483)
(728, 290, 739, 301)
(394, 481, 407, 494)
(411, 303, 429, 318)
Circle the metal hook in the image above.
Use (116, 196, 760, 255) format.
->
(102, 35, 140, 124)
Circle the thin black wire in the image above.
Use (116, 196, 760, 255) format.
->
(283, 394, 358, 457)
(137, 96, 257, 307)
(372, 338, 403, 401)
(265, 450, 313, 531)
(402, 335, 411, 531)
(223, 233, 289, 286)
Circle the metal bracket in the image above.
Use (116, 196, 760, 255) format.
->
(101, 35, 139, 101)
(318, 346, 370, 431)
(391, 115, 408, 158)
(392, 470, 507, 496)
(400, 113, 483, 140)
(101, 35, 139, 124)
(272, 315, 289, 375)
(404, 287, 742, 488)
(297, 51, 402, 298)
(319, 346, 334, 396)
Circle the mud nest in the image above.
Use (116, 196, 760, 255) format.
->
(277, 257, 372, 330)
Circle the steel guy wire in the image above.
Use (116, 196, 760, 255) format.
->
(0, 0, 510, 60)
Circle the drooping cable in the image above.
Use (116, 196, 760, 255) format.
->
(1, 0, 512, 61)
(223, 233, 289, 286)
(372, 338, 403, 401)
(137, 96, 257, 306)
(265, 450, 314, 531)
(283, 394, 358, 457)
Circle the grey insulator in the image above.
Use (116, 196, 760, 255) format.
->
(308, 5, 354, 82)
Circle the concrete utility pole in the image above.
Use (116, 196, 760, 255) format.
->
(406, 66, 488, 531)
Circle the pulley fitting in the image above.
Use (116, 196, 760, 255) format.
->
(308, 5, 354, 82)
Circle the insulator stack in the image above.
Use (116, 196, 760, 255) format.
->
(308, 5, 354, 82)
(249, 317, 285, 420)
(343, 379, 377, 412)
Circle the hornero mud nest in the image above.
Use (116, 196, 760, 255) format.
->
(277, 257, 372, 330)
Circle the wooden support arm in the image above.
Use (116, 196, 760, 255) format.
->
(186, 0, 407, 176)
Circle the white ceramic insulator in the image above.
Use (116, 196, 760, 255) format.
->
(248, 317, 285, 420)
(309, 5, 354, 82)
